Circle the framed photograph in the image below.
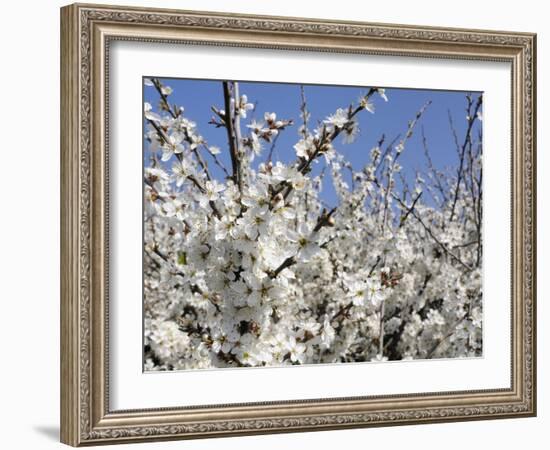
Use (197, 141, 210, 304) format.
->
(60, 3, 536, 446)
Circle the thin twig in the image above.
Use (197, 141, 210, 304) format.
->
(448, 95, 483, 222)
(426, 310, 469, 359)
(372, 177, 473, 271)
(381, 101, 431, 230)
(399, 199, 473, 271)
(399, 191, 423, 228)
(152, 78, 178, 119)
(202, 144, 230, 178)
(299, 85, 309, 140)
(269, 207, 337, 278)
(265, 132, 280, 163)
(421, 126, 448, 206)
(222, 81, 243, 191)
(146, 118, 222, 220)
(273, 89, 378, 204)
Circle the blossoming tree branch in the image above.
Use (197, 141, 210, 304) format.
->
(143, 78, 483, 370)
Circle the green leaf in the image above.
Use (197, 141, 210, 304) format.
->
(177, 252, 187, 266)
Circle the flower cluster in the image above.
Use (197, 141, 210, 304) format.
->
(143, 79, 483, 370)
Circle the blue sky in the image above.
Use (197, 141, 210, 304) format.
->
(144, 78, 482, 208)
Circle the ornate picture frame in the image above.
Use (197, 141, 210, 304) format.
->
(60, 3, 536, 446)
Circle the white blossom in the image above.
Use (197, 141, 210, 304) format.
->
(143, 79, 483, 370)
(324, 108, 348, 128)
